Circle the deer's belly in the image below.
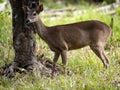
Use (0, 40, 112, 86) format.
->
(67, 41, 89, 50)
(68, 44, 87, 50)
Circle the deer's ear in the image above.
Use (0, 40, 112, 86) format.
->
(22, 6, 29, 13)
(36, 4, 43, 13)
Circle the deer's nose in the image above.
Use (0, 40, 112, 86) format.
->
(32, 2, 36, 8)
(26, 19, 30, 24)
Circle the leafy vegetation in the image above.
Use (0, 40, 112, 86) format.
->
(0, 0, 4, 3)
(41, 0, 116, 9)
(0, 2, 120, 90)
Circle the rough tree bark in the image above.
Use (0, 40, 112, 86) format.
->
(0, 0, 52, 78)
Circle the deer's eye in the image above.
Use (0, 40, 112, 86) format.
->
(33, 13, 36, 16)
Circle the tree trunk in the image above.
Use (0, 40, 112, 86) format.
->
(0, 0, 51, 78)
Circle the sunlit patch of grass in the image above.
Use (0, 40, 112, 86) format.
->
(0, 11, 13, 66)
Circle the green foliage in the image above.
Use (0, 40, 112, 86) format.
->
(104, 0, 115, 4)
(0, 0, 4, 3)
(116, 6, 120, 16)
(0, 11, 13, 65)
(0, 3, 120, 90)
(41, 0, 115, 8)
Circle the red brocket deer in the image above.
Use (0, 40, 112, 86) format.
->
(23, 4, 112, 75)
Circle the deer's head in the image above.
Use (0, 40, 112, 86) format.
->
(23, 4, 43, 24)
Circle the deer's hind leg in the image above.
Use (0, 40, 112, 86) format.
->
(90, 42, 109, 68)
(102, 52, 109, 64)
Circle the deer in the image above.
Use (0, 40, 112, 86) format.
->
(23, 4, 112, 76)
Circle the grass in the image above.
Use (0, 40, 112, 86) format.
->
(0, 48, 120, 90)
(0, 4, 120, 90)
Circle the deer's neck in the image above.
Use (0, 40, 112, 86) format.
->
(33, 18, 47, 39)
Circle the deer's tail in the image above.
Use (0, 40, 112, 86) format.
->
(108, 16, 114, 40)
(110, 16, 114, 29)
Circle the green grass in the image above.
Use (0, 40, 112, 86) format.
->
(0, 48, 120, 90)
(0, 4, 120, 90)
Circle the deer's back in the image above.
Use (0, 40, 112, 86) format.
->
(47, 20, 111, 51)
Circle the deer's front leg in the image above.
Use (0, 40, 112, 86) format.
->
(61, 50, 67, 74)
(52, 52, 60, 76)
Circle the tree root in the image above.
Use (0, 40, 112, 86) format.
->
(0, 57, 64, 78)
